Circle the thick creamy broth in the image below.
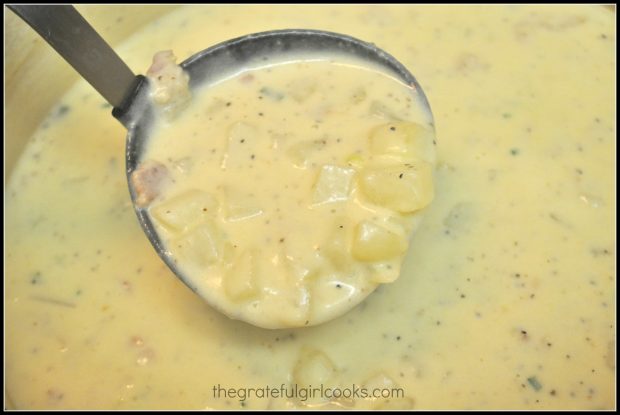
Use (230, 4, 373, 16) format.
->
(5, 5, 615, 409)
(138, 58, 434, 329)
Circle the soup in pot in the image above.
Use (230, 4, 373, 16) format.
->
(5, 5, 614, 409)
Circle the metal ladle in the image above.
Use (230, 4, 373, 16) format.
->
(9, 5, 434, 322)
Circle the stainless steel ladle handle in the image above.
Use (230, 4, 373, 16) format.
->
(8, 5, 136, 108)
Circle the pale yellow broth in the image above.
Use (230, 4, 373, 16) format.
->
(5, 5, 615, 409)
(142, 58, 434, 329)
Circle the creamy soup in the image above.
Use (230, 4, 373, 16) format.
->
(5, 5, 615, 410)
(135, 56, 435, 329)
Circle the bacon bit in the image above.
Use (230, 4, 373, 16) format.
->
(146, 50, 192, 119)
(130, 160, 169, 207)
(147, 50, 175, 77)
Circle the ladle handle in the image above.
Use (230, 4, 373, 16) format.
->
(8, 5, 136, 108)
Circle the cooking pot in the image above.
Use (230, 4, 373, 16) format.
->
(5, 6, 178, 408)
(5, 5, 176, 181)
(4, 5, 614, 410)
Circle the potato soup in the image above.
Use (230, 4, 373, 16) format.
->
(5, 5, 614, 410)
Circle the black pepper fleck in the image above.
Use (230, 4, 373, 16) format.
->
(30, 271, 42, 285)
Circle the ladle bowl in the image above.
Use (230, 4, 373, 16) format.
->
(9, 5, 434, 320)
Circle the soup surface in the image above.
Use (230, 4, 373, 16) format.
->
(5, 5, 615, 409)
(137, 57, 435, 329)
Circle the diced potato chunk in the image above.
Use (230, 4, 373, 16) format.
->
(308, 270, 372, 324)
(321, 225, 352, 271)
(322, 234, 352, 271)
(221, 122, 259, 169)
(363, 372, 398, 392)
(282, 249, 318, 281)
(293, 348, 337, 389)
(345, 153, 365, 169)
(226, 204, 263, 222)
(369, 122, 436, 164)
(267, 248, 313, 327)
(310, 277, 356, 310)
(361, 373, 414, 409)
(286, 139, 327, 168)
(369, 100, 402, 121)
(263, 275, 311, 328)
(369, 261, 401, 283)
(222, 187, 263, 222)
(358, 162, 434, 213)
(171, 220, 224, 269)
(312, 165, 356, 206)
(150, 190, 218, 233)
(224, 249, 258, 301)
(221, 241, 236, 266)
(352, 221, 407, 262)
